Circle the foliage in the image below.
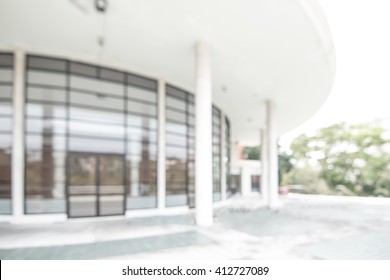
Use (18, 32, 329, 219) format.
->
(243, 146, 260, 160)
(289, 122, 390, 196)
(243, 145, 293, 184)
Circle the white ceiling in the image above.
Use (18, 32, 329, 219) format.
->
(0, 0, 335, 145)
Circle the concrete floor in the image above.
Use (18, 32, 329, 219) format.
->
(1, 194, 390, 259)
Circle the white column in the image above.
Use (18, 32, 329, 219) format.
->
(157, 78, 166, 209)
(265, 100, 279, 208)
(220, 112, 227, 201)
(261, 128, 269, 205)
(12, 51, 25, 219)
(195, 42, 213, 226)
(240, 166, 251, 196)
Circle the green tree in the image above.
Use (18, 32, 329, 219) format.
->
(243, 145, 293, 185)
(289, 122, 390, 196)
(243, 146, 260, 160)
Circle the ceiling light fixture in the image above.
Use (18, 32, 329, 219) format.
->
(95, 0, 107, 12)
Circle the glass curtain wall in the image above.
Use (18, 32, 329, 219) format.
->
(165, 85, 194, 207)
(212, 106, 221, 201)
(0, 53, 13, 214)
(67, 62, 126, 217)
(25, 56, 67, 214)
(225, 117, 232, 198)
(125, 73, 158, 210)
(24, 54, 158, 215)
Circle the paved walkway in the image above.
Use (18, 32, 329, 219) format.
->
(1, 194, 390, 259)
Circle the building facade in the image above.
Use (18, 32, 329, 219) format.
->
(0, 52, 233, 219)
(0, 0, 335, 224)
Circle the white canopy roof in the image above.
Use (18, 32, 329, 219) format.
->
(0, 0, 335, 144)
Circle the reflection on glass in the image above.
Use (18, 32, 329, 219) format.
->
(213, 107, 222, 201)
(0, 53, 13, 214)
(165, 85, 192, 207)
(126, 86, 158, 210)
(24, 55, 160, 215)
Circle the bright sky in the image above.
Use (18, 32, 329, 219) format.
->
(280, 0, 390, 150)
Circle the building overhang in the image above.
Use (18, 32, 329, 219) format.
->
(0, 0, 335, 144)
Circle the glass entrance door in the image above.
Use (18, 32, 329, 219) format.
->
(67, 153, 125, 218)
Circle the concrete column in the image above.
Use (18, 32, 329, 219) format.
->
(220, 112, 227, 201)
(240, 166, 251, 196)
(12, 51, 25, 218)
(195, 42, 213, 226)
(265, 100, 279, 208)
(157, 78, 166, 209)
(260, 128, 269, 205)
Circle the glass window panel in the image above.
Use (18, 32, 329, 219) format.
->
(27, 87, 66, 103)
(68, 153, 96, 187)
(127, 141, 157, 158)
(70, 107, 124, 124)
(71, 76, 123, 97)
(0, 197, 11, 214)
(127, 74, 157, 91)
(70, 62, 97, 77)
(213, 134, 221, 143)
(127, 115, 157, 129)
(188, 137, 195, 148)
(166, 183, 187, 194)
(188, 127, 195, 137)
(166, 96, 186, 111)
(99, 155, 124, 186)
(0, 117, 11, 132)
(26, 167, 66, 187)
(26, 198, 66, 214)
(166, 109, 186, 124)
(166, 194, 187, 207)
(126, 196, 157, 210)
(26, 118, 66, 135)
(67, 196, 96, 217)
(166, 133, 187, 147)
(166, 169, 187, 184)
(0, 103, 12, 115)
(166, 146, 187, 161)
(166, 122, 187, 135)
(127, 182, 157, 193)
(126, 155, 157, 170)
(70, 91, 124, 111)
(0, 144, 11, 164)
(127, 86, 156, 103)
(69, 120, 124, 139)
(188, 149, 195, 161)
(99, 195, 124, 215)
(188, 115, 195, 125)
(0, 54, 13, 67)
(69, 137, 124, 154)
(98, 80, 124, 97)
(127, 101, 157, 116)
(188, 104, 195, 115)
(166, 85, 186, 101)
(127, 167, 157, 183)
(26, 135, 66, 151)
(0, 134, 11, 150)
(26, 103, 66, 118)
(0, 69, 12, 82)
(127, 127, 157, 142)
(28, 56, 67, 72)
(100, 68, 125, 83)
(28, 70, 66, 87)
